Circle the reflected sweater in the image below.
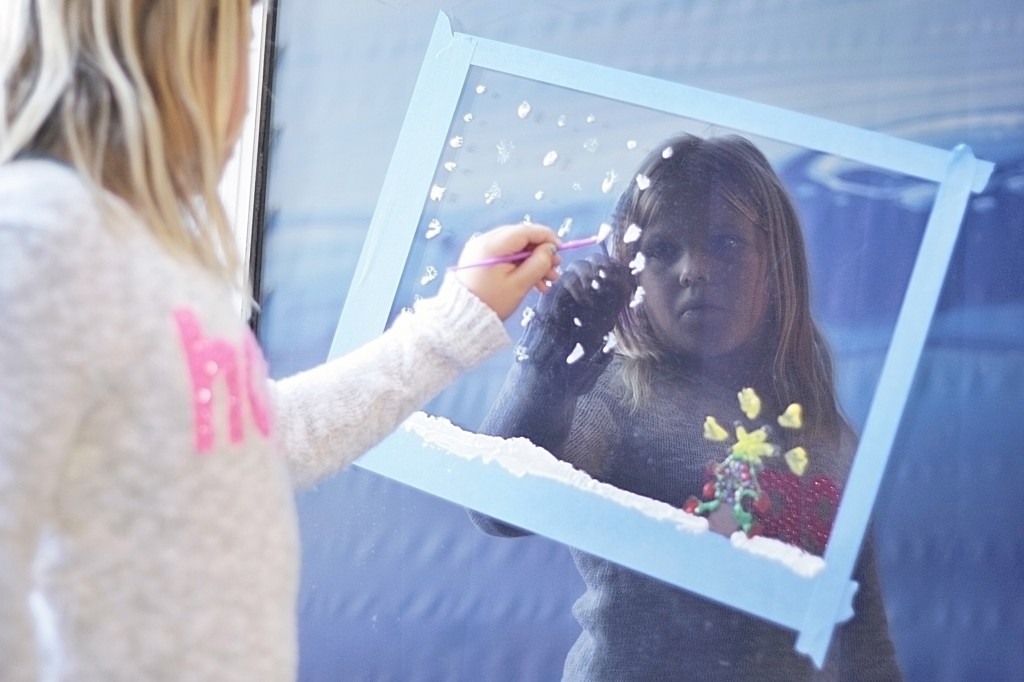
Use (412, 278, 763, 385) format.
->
(0, 159, 509, 681)
(478, 353, 903, 681)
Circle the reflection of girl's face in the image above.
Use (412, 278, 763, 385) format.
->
(637, 196, 771, 361)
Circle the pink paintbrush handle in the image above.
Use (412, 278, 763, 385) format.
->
(448, 235, 600, 271)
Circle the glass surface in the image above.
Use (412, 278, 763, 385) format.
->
(257, 3, 1023, 679)
(323, 15, 990, 666)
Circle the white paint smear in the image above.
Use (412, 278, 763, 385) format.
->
(401, 412, 826, 578)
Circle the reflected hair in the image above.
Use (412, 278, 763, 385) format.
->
(0, 0, 253, 291)
(609, 133, 842, 437)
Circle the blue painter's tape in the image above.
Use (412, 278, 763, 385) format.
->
(330, 13, 475, 359)
(796, 144, 986, 664)
(327, 11, 995, 666)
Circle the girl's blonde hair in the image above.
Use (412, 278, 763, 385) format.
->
(1, 0, 253, 290)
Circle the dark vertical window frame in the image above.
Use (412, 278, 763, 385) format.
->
(246, 0, 281, 334)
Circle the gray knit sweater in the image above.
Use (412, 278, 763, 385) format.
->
(0, 159, 509, 681)
(477, 330, 902, 680)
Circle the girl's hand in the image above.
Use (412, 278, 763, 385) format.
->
(521, 254, 634, 394)
(453, 223, 561, 320)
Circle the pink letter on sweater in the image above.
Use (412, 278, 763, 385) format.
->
(174, 309, 273, 452)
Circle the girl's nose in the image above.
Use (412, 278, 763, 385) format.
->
(674, 248, 710, 287)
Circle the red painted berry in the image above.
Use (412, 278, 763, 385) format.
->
(702, 481, 717, 500)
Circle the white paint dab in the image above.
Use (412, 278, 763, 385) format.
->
(558, 217, 573, 237)
(635, 174, 651, 190)
(624, 223, 642, 243)
(534, 190, 545, 201)
(514, 345, 530, 362)
(542, 150, 559, 167)
(429, 185, 446, 201)
(662, 146, 674, 159)
(629, 286, 646, 308)
(420, 266, 438, 285)
(496, 140, 514, 164)
(517, 101, 532, 119)
(425, 219, 442, 239)
(484, 182, 501, 205)
(557, 114, 567, 127)
(601, 170, 618, 194)
(566, 343, 586, 364)
(520, 306, 535, 327)
(582, 138, 599, 153)
(448, 136, 464, 148)
(602, 331, 618, 353)
(475, 84, 487, 94)
(626, 140, 638, 150)
(443, 161, 457, 172)
(629, 252, 646, 274)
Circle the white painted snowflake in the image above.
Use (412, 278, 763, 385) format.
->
(629, 252, 646, 275)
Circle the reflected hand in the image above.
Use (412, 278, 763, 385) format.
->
(522, 254, 633, 394)
(453, 223, 561, 320)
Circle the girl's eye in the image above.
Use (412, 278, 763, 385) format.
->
(709, 233, 743, 256)
(643, 239, 678, 261)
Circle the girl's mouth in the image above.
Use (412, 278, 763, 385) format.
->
(677, 300, 718, 319)
(680, 306, 708, 319)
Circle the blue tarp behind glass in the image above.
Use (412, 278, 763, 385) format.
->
(258, 1, 1024, 679)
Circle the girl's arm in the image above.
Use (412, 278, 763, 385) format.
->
(275, 223, 561, 489)
(273, 274, 510, 488)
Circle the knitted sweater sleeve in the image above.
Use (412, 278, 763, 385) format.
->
(272, 274, 510, 489)
(0, 190, 100, 681)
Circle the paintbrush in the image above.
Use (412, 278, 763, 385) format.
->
(449, 223, 612, 271)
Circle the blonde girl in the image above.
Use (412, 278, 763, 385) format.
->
(0, 1, 560, 679)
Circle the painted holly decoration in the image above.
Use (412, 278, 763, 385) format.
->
(684, 388, 808, 535)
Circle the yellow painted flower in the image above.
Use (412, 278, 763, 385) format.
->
(783, 446, 809, 476)
(730, 426, 775, 463)
(737, 387, 761, 420)
(703, 416, 729, 442)
(777, 403, 803, 429)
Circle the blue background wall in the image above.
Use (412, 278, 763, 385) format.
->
(257, 1, 1024, 679)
